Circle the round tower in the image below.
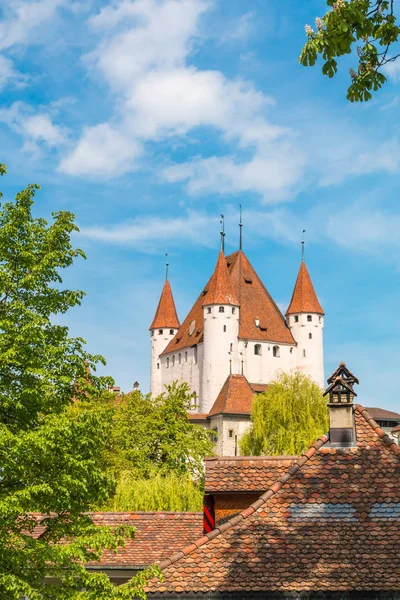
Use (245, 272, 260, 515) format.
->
(149, 270, 180, 397)
(286, 257, 324, 388)
(201, 251, 240, 414)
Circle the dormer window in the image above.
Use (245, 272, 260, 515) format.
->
(254, 344, 262, 356)
(254, 318, 260, 328)
(219, 306, 225, 313)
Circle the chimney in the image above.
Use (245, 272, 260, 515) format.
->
(323, 364, 358, 447)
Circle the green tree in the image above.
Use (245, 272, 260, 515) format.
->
(299, 1, 400, 101)
(102, 382, 214, 512)
(240, 372, 328, 456)
(0, 164, 158, 599)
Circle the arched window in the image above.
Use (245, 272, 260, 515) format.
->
(307, 315, 312, 322)
(254, 344, 262, 356)
(169, 329, 174, 335)
(158, 329, 163, 335)
(294, 315, 299, 323)
(207, 307, 211, 314)
(273, 345, 280, 358)
(219, 306, 225, 313)
(166, 357, 169, 368)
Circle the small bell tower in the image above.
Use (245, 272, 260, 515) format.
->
(323, 363, 359, 447)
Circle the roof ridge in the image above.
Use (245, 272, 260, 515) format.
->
(156, 433, 329, 571)
(356, 404, 400, 458)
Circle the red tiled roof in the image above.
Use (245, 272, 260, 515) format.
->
(162, 251, 294, 355)
(205, 455, 298, 493)
(148, 406, 400, 594)
(203, 251, 239, 307)
(250, 382, 268, 394)
(286, 260, 324, 316)
(365, 407, 400, 421)
(149, 280, 180, 330)
(89, 512, 202, 567)
(392, 424, 400, 433)
(208, 374, 254, 417)
(187, 413, 209, 421)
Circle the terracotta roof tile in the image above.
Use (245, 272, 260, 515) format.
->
(203, 251, 239, 307)
(392, 424, 400, 433)
(205, 455, 298, 492)
(162, 251, 294, 355)
(365, 406, 400, 421)
(249, 383, 268, 393)
(149, 280, 180, 330)
(148, 407, 400, 594)
(208, 374, 254, 417)
(286, 260, 324, 316)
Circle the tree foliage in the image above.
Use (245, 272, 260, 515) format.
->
(240, 372, 328, 456)
(99, 382, 214, 512)
(300, 1, 400, 101)
(0, 165, 159, 599)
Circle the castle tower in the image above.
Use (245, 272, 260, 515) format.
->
(202, 251, 240, 414)
(286, 257, 324, 388)
(149, 276, 180, 397)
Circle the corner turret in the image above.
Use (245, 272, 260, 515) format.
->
(286, 257, 324, 387)
(149, 275, 180, 397)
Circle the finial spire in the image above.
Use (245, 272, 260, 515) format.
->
(301, 230, 306, 262)
(220, 214, 225, 252)
(165, 253, 169, 280)
(239, 204, 243, 251)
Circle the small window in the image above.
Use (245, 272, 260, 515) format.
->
(228, 429, 234, 438)
(157, 363, 160, 369)
(185, 351, 188, 362)
(219, 306, 225, 313)
(273, 345, 280, 358)
(303, 349, 306, 358)
(307, 315, 312, 322)
(254, 344, 262, 356)
(223, 325, 226, 332)
(207, 307, 211, 314)
(151, 330, 154, 336)
(166, 357, 169, 368)
(169, 329, 174, 335)
(319, 316, 322, 323)
(230, 343, 233, 352)
(254, 318, 260, 328)
(309, 333, 312, 339)
(294, 315, 299, 323)
(178, 353, 181, 364)
(158, 329, 163, 335)
(290, 347, 293, 353)
(194, 346, 198, 364)
(172, 355, 175, 367)
(232, 307, 236, 315)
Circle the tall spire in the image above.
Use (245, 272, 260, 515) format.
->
(203, 251, 239, 307)
(149, 277, 180, 330)
(286, 259, 324, 316)
(239, 205, 243, 251)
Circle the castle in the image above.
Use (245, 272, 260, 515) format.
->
(149, 242, 324, 455)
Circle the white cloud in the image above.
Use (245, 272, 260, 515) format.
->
(59, 123, 142, 177)
(0, 55, 26, 90)
(382, 58, 400, 83)
(79, 210, 217, 251)
(0, 102, 67, 152)
(61, 0, 303, 192)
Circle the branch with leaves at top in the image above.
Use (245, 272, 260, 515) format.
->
(299, 0, 400, 101)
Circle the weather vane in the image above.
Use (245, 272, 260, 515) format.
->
(165, 253, 169, 280)
(239, 204, 243, 251)
(301, 230, 306, 262)
(220, 214, 225, 252)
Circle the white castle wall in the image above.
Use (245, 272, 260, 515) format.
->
(201, 304, 240, 415)
(240, 340, 297, 384)
(150, 327, 178, 397)
(208, 414, 251, 456)
(287, 313, 324, 388)
(159, 343, 203, 403)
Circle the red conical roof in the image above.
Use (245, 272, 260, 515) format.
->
(208, 374, 254, 417)
(286, 261, 324, 316)
(203, 251, 239, 307)
(149, 279, 180, 330)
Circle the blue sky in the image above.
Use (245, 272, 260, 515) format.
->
(1, 0, 400, 411)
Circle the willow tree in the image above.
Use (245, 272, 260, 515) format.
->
(240, 372, 328, 456)
(0, 164, 158, 599)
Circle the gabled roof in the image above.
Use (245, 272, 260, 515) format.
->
(327, 361, 359, 385)
(147, 406, 400, 594)
(203, 251, 239, 307)
(162, 251, 294, 355)
(366, 407, 400, 421)
(208, 374, 254, 417)
(149, 280, 180, 330)
(286, 260, 324, 316)
(323, 375, 357, 398)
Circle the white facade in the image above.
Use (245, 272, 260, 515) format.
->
(287, 313, 324, 388)
(150, 326, 178, 397)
